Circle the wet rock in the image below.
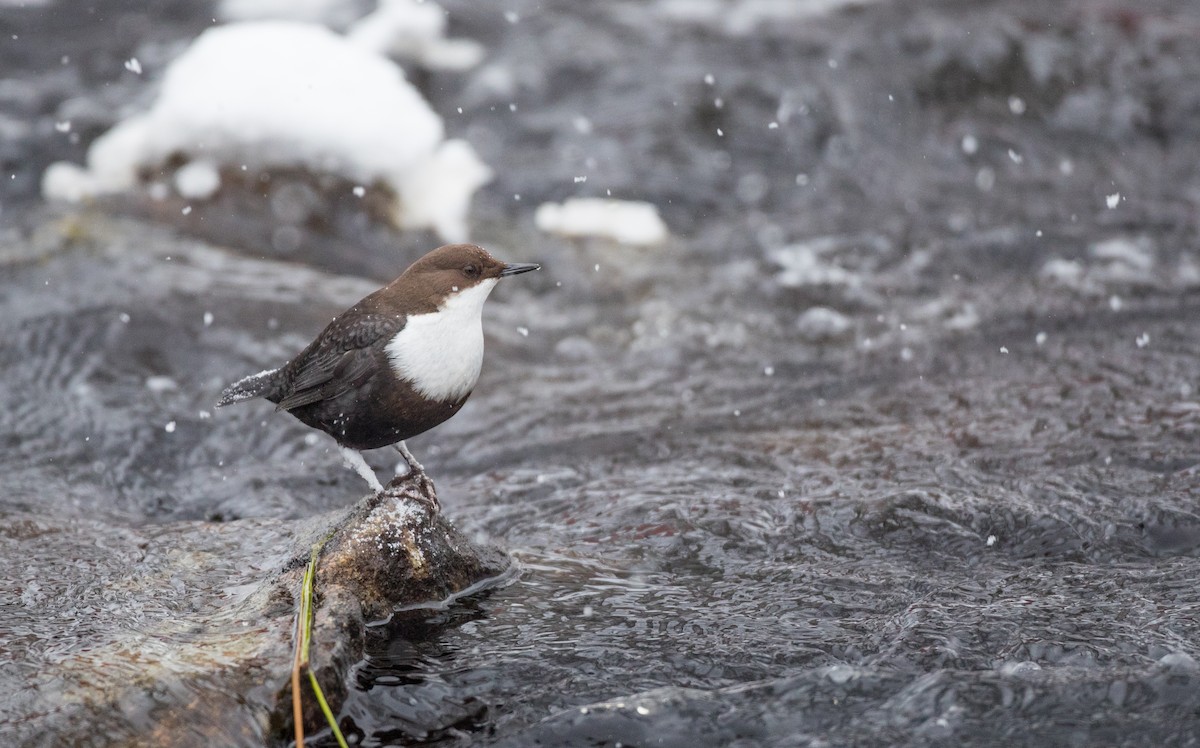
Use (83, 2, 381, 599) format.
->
(1, 473, 509, 747)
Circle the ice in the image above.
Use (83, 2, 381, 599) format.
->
(769, 240, 857, 288)
(42, 21, 489, 242)
(534, 198, 669, 245)
(796, 306, 853, 342)
(124, 58, 142, 75)
(1089, 237, 1154, 272)
(1106, 192, 1121, 209)
(1040, 238, 1156, 293)
(999, 661, 1042, 676)
(1039, 258, 1084, 285)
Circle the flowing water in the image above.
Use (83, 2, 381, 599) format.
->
(3, 0, 1200, 745)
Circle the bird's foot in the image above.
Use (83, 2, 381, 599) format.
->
(390, 442, 440, 513)
(383, 471, 440, 513)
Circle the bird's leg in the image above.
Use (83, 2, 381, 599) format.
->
(393, 441, 425, 477)
(391, 441, 439, 512)
(338, 446, 384, 494)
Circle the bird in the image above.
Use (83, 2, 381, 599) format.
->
(216, 243, 539, 497)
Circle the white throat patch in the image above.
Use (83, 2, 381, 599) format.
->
(385, 278, 497, 402)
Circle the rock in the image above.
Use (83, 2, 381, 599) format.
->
(0, 472, 510, 746)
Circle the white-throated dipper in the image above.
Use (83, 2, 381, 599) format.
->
(216, 243, 539, 495)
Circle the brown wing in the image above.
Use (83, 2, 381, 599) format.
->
(273, 312, 403, 412)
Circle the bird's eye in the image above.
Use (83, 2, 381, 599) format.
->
(463, 263, 480, 278)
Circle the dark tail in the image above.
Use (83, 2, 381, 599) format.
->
(216, 368, 282, 407)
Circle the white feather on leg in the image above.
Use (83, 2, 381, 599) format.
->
(339, 445, 384, 493)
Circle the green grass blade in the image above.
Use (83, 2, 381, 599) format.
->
(307, 670, 350, 748)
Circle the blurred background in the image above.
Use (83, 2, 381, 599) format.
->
(2, 0, 1200, 745)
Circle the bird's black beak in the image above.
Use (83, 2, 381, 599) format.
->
(499, 262, 540, 277)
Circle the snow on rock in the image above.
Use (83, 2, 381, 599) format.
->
(41, 21, 490, 242)
(534, 198, 669, 245)
(221, 0, 482, 70)
(347, 0, 485, 71)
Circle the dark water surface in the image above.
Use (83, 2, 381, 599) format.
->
(2, 0, 1200, 746)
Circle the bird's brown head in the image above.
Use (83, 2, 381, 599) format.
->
(386, 243, 539, 312)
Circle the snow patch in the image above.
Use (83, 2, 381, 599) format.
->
(395, 139, 492, 242)
(347, 0, 484, 70)
(174, 160, 221, 200)
(41, 21, 489, 242)
(535, 198, 669, 245)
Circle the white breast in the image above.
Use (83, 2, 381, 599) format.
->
(385, 278, 497, 402)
